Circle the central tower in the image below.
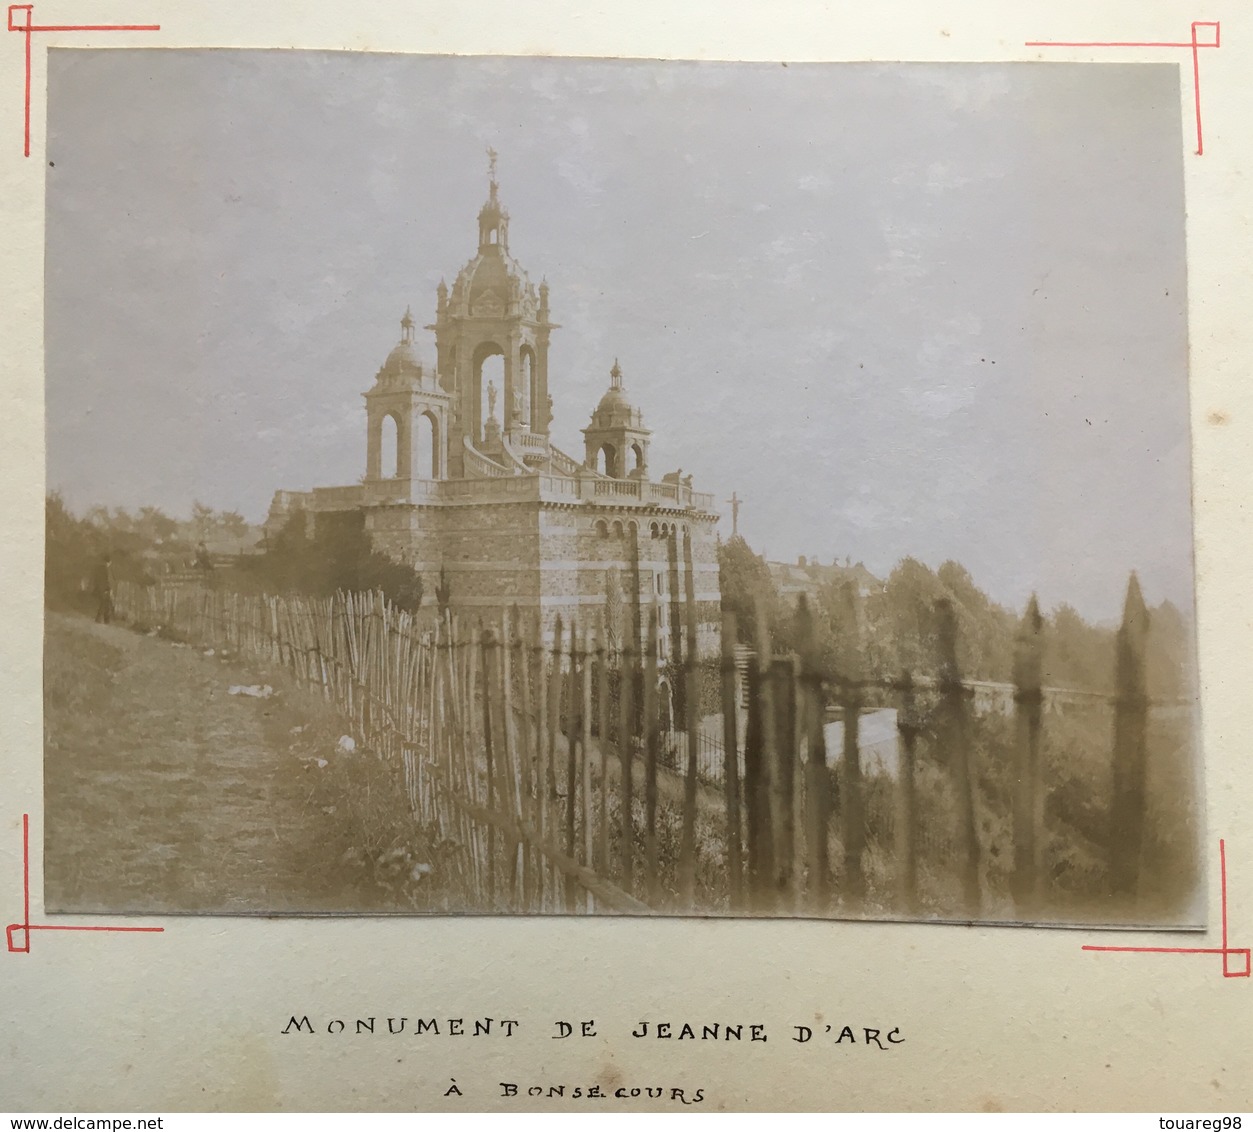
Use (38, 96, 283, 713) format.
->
(430, 150, 557, 476)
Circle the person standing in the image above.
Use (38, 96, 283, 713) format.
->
(92, 552, 114, 624)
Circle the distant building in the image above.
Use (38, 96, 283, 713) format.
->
(266, 161, 721, 654)
(767, 555, 883, 605)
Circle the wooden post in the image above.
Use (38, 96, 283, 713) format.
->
(745, 596, 776, 911)
(499, 618, 523, 903)
(581, 623, 595, 893)
(795, 596, 830, 912)
(629, 529, 644, 662)
(597, 614, 611, 878)
(678, 528, 701, 905)
(839, 682, 864, 908)
(832, 581, 866, 909)
(1109, 573, 1151, 900)
(643, 602, 661, 903)
(896, 670, 920, 915)
(1012, 596, 1044, 913)
(667, 528, 685, 718)
(936, 597, 981, 916)
(720, 610, 744, 909)
(533, 617, 550, 908)
(565, 619, 579, 911)
(771, 655, 798, 905)
(546, 616, 564, 909)
(514, 615, 537, 910)
(480, 627, 499, 907)
(618, 621, 637, 894)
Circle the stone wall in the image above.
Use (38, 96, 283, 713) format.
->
(361, 493, 723, 657)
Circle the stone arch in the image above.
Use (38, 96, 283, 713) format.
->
(611, 519, 624, 538)
(518, 345, 537, 424)
(630, 442, 645, 474)
(415, 410, 440, 479)
(473, 340, 506, 440)
(594, 519, 609, 538)
(596, 442, 619, 477)
(380, 411, 402, 478)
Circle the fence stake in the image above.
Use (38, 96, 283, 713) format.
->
(546, 616, 564, 910)
(580, 621, 595, 908)
(746, 596, 776, 911)
(532, 618, 549, 910)
(643, 602, 661, 904)
(720, 610, 743, 909)
(668, 529, 685, 718)
(618, 621, 637, 894)
(596, 613, 610, 879)
(896, 670, 920, 915)
(678, 528, 701, 905)
(771, 656, 798, 905)
(1012, 596, 1044, 913)
(499, 619, 523, 905)
(480, 627, 499, 908)
(1109, 573, 1150, 901)
(936, 598, 981, 916)
(565, 618, 579, 912)
(514, 614, 537, 911)
(796, 596, 830, 912)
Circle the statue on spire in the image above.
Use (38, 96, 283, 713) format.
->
(487, 146, 498, 189)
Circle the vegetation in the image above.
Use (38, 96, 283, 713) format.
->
(240, 510, 424, 611)
(45, 494, 426, 615)
(716, 535, 1194, 700)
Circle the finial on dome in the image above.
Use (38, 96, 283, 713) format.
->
(487, 145, 499, 201)
(400, 306, 414, 342)
(610, 359, 623, 389)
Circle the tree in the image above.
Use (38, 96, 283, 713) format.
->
(717, 534, 791, 648)
(137, 505, 179, 543)
(218, 509, 249, 538)
(250, 510, 425, 612)
(190, 500, 216, 541)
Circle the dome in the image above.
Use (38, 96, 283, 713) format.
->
(588, 360, 646, 429)
(449, 247, 537, 320)
(445, 164, 541, 320)
(596, 384, 633, 416)
(375, 309, 426, 384)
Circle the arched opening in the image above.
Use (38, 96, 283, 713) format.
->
(473, 343, 505, 441)
(630, 442, 645, 474)
(489, 229, 498, 245)
(596, 442, 618, 477)
(380, 412, 401, 479)
(611, 520, 624, 538)
(415, 411, 439, 479)
(519, 347, 536, 425)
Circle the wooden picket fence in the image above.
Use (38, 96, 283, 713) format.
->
(112, 571, 1188, 920)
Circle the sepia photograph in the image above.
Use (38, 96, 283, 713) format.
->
(42, 50, 1202, 926)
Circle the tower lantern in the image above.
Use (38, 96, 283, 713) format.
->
(582, 359, 651, 479)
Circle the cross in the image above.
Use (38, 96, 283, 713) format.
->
(727, 491, 742, 537)
(487, 146, 498, 182)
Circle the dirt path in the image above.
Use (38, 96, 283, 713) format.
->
(43, 611, 423, 915)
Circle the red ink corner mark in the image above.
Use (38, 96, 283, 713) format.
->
(6, 813, 163, 953)
(1082, 840, 1250, 980)
(1026, 21, 1221, 156)
(7, 4, 160, 158)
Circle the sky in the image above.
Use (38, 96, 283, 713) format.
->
(44, 51, 1194, 623)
